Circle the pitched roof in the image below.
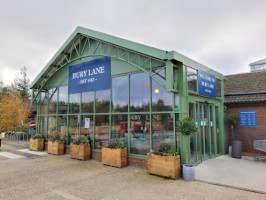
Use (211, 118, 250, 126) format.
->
(225, 71, 266, 103)
(30, 26, 223, 89)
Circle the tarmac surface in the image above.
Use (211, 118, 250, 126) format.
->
(0, 140, 266, 200)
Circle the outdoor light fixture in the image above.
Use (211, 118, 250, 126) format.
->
(154, 89, 159, 94)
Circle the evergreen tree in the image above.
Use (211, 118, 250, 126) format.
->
(12, 66, 30, 99)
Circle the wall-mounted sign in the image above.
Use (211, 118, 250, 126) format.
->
(84, 118, 90, 128)
(239, 111, 257, 127)
(198, 70, 217, 98)
(68, 57, 111, 94)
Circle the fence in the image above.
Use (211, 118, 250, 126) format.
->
(2, 131, 30, 142)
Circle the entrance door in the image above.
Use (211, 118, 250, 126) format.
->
(189, 102, 220, 164)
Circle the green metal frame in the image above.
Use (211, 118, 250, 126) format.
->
(32, 27, 225, 165)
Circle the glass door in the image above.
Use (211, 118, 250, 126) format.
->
(189, 101, 221, 164)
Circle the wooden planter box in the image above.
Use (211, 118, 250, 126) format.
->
(47, 141, 64, 155)
(102, 147, 127, 168)
(70, 144, 90, 160)
(147, 154, 181, 179)
(29, 139, 44, 151)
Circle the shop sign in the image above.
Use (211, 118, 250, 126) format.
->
(239, 111, 257, 127)
(198, 70, 216, 98)
(68, 57, 111, 94)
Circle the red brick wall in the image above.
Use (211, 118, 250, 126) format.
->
(226, 103, 266, 156)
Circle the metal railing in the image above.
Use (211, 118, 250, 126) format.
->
(2, 131, 30, 142)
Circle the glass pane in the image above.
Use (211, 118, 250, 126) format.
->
(112, 76, 128, 112)
(204, 105, 209, 157)
(81, 116, 93, 144)
(173, 68, 179, 90)
(39, 116, 47, 138)
(58, 86, 68, 114)
(215, 106, 220, 154)
(152, 114, 174, 152)
(48, 116, 56, 139)
(175, 113, 180, 154)
(40, 92, 48, 114)
(152, 68, 166, 85)
(69, 93, 80, 114)
(189, 103, 196, 164)
(57, 115, 67, 140)
(130, 73, 150, 112)
(48, 88, 57, 114)
(216, 79, 221, 97)
(152, 79, 173, 111)
(187, 67, 197, 92)
(175, 95, 179, 112)
(111, 115, 128, 146)
(96, 90, 110, 113)
(68, 115, 80, 144)
(210, 106, 214, 155)
(95, 115, 109, 149)
(82, 92, 94, 113)
(130, 114, 150, 155)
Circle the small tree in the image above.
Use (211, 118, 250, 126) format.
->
(225, 114, 239, 140)
(12, 66, 30, 99)
(177, 117, 198, 164)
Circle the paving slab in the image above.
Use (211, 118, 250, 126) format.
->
(195, 155, 266, 194)
(18, 149, 48, 155)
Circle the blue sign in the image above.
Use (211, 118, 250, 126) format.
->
(68, 57, 111, 94)
(239, 111, 257, 127)
(198, 70, 217, 98)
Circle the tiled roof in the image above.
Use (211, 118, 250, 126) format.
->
(225, 71, 266, 104)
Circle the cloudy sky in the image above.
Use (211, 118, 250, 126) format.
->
(0, 0, 266, 86)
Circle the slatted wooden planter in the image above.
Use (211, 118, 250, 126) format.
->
(47, 141, 64, 155)
(70, 144, 90, 160)
(102, 147, 127, 168)
(147, 154, 181, 180)
(29, 139, 44, 151)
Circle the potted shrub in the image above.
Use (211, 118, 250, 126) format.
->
(102, 139, 127, 168)
(225, 114, 241, 158)
(70, 136, 91, 160)
(29, 134, 44, 151)
(147, 141, 181, 180)
(177, 117, 198, 181)
(48, 132, 65, 155)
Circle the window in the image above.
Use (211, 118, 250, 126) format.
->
(81, 115, 94, 139)
(82, 92, 94, 113)
(48, 88, 57, 114)
(58, 86, 68, 114)
(39, 116, 47, 138)
(152, 114, 174, 152)
(152, 78, 173, 111)
(216, 79, 221, 97)
(40, 92, 48, 114)
(187, 67, 197, 92)
(48, 116, 56, 138)
(95, 115, 109, 149)
(57, 115, 67, 139)
(96, 90, 110, 113)
(69, 93, 80, 114)
(130, 114, 150, 155)
(111, 115, 128, 146)
(112, 76, 128, 112)
(130, 73, 150, 112)
(68, 115, 80, 144)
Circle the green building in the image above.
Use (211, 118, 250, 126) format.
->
(30, 26, 225, 166)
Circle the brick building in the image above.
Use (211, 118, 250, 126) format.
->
(225, 71, 266, 157)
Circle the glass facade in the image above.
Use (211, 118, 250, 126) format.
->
(35, 59, 223, 165)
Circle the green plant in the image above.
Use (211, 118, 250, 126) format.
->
(17, 123, 30, 133)
(153, 141, 177, 156)
(80, 137, 89, 145)
(177, 117, 198, 164)
(50, 132, 64, 142)
(106, 139, 125, 149)
(225, 114, 239, 139)
(33, 134, 44, 139)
